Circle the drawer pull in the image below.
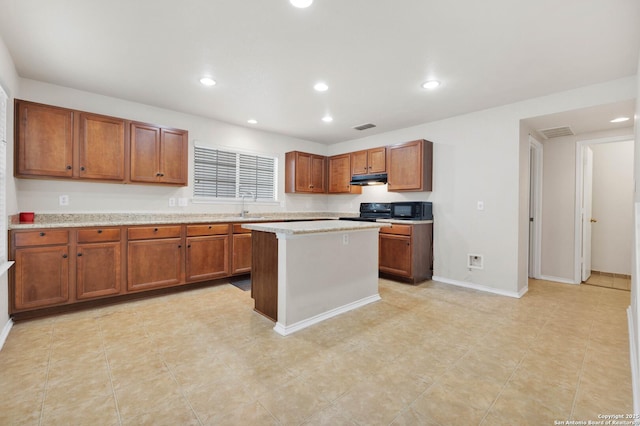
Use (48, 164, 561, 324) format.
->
(97, 229, 103, 234)
(39, 232, 45, 237)
(154, 228, 158, 232)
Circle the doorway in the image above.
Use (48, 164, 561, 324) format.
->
(529, 136, 543, 279)
(574, 136, 634, 286)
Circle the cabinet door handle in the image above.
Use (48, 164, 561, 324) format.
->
(80, 166, 85, 171)
(187, 244, 191, 248)
(62, 254, 68, 259)
(66, 165, 72, 170)
(156, 172, 162, 177)
(77, 253, 83, 257)
(178, 245, 182, 248)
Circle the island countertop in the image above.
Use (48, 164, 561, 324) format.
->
(242, 219, 390, 235)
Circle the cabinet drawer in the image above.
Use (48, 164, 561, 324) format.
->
(379, 224, 412, 236)
(14, 230, 70, 247)
(128, 226, 182, 240)
(232, 224, 253, 234)
(187, 224, 229, 237)
(77, 227, 121, 243)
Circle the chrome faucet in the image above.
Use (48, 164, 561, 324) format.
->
(240, 191, 255, 218)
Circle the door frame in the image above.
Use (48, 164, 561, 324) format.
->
(529, 136, 543, 279)
(574, 135, 633, 284)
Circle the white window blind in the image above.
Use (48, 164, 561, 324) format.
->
(194, 145, 277, 201)
(0, 86, 7, 264)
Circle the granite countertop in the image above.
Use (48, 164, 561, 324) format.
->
(243, 220, 391, 235)
(8, 212, 356, 230)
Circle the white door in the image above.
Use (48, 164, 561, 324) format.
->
(581, 147, 594, 281)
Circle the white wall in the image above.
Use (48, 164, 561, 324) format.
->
(591, 140, 634, 275)
(540, 128, 634, 282)
(15, 79, 332, 215)
(325, 78, 636, 296)
(0, 34, 19, 348)
(541, 135, 579, 280)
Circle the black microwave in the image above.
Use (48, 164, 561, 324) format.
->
(391, 202, 433, 220)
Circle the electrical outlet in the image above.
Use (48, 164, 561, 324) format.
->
(178, 197, 188, 207)
(59, 195, 69, 206)
(168, 197, 176, 207)
(468, 254, 484, 269)
(342, 234, 349, 245)
(477, 201, 484, 211)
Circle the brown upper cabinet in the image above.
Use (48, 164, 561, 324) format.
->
(15, 100, 75, 178)
(130, 123, 188, 186)
(78, 112, 126, 181)
(328, 153, 361, 194)
(14, 99, 188, 186)
(351, 147, 386, 175)
(285, 151, 327, 193)
(387, 139, 433, 192)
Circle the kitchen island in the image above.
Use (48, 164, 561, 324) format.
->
(243, 220, 390, 336)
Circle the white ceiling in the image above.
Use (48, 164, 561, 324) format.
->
(0, 0, 638, 144)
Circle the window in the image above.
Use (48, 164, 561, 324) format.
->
(194, 145, 277, 201)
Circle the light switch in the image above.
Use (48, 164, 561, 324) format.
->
(178, 198, 188, 207)
(477, 201, 484, 211)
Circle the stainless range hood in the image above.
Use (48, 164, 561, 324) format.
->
(349, 173, 388, 186)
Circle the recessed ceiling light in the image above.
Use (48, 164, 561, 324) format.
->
(247, 119, 258, 124)
(314, 82, 329, 92)
(199, 77, 216, 87)
(290, 0, 313, 8)
(421, 80, 440, 90)
(322, 116, 333, 123)
(610, 117, 630, 123)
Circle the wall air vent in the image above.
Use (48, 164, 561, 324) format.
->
(538, 126, 575, 139)
(353, 123, 376, 131)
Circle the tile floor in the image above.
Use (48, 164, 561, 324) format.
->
(0, 278, 633, 425)
(584, 271, 632, 291)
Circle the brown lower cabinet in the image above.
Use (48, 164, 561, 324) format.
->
(186, 224, 230, 282)
(379, 222, 433, 283)
(9, 221, 255, 316)
(14, 244, 70, 311)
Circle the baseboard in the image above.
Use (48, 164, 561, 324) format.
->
(273, 294, 381, 336)
(627, 306, 640, 414)
(432, 276, 527, 298)
(0, 318, 13, 351)
(538, 275, 578, 285)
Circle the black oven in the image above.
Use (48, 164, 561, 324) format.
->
(391, 202, 433, 220)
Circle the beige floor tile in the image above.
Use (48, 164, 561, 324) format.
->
(1, 279, 633, 424)
(205, 401, 279, 426)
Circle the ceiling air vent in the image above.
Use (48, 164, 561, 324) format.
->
(353, 123, 376, 131)
(538, 126, 575, 139)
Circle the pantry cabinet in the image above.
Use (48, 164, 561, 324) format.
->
(379, 222, 433, 283)
(127, 226, 184, 292)
(328, 153, 361, 194)
(351, 147, 386, 175)
(285, 151, 327, 193)
(387, 139, 433, 192)
(130, 123, 188, 185)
